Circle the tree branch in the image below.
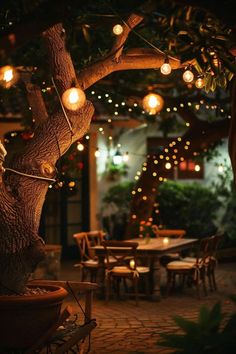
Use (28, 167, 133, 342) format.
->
(21, 71, 48, 127)
(110, 13, 144, 61)
(78, 48, 182, 90)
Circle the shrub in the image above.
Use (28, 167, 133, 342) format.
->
(157, 181, 221, 237)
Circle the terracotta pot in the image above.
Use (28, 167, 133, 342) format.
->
(0, 283, 68, 350)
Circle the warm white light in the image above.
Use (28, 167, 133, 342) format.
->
(123, 151, 129, 162)
(183, 69, 194, 83)
(160, 62, 172, 75)
(195, 77, 204, 89)
(95, 148, 100, 158)
(113, 149, 123, 165)
(165, 162, 172, 169)
(129, 259, 135, 269)
(142, 93, 164, 115)
(218, 164, 224, 173)
(0, 65, 19, 88)
(113, 24, 123, 35)
(195, 164, 201, 172)
(77, 142, 84, 151)
(62, 87, 86, 111)
(163, 237, 169, 245)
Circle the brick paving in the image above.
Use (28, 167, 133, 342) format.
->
(61, 261, 236, 354)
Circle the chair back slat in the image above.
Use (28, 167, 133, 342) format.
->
(102, 241, 138, 270)
(86, 230, 106, 259)
(73, 232, 88, 261)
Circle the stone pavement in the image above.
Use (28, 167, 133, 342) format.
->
(60, 261, 236, 354)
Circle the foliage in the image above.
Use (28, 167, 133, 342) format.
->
(103, 159, 129, 181)
(157, 180, 221, 237)
(102, 181, 134, 209)
(158, 299, 236, 354)
(102, 181, 134, 238)
(211, 162, 236, 248)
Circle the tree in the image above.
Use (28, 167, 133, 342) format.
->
(0, 0, 235, 293)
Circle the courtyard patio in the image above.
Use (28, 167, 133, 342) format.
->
(60, 260, 236, 354)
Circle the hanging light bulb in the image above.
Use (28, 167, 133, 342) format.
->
(0, 65, 19, 88)
(183, 68, 194, 83)
(62, 87, 86, 111)
(113, 149, 123, 165)
(113, 24, 123, 35)
(94, 148, 100, 158)
(123, 151, 129, 162)
(77, 142, 84, 151)
(160, 57, 172, 75)
(165, 162, 172, 169)
(142, 93, 164, 115)
(195, 77, 204, 89)
(195, 164, 201, 172)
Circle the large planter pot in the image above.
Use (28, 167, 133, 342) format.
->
(0, 283, 68, 350)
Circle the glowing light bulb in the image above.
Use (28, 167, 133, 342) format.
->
(195, 164, 201, 172)
(123, 151, 129, 162)
(113, 24, 123, 35)
(218, 165, 224, 173)
(94, 148, 100, 158)
(77, 142, 84, 151)
(160, 62, 172, 75)
(129, 259, 135, 269)
(183, 69, 194, 83)
(163, 237, 169, 245)
(165, 162, 172, 169)
(0, 65, 19, 88)
(142, 93, 164, 115)
(195, 77, 204, 89)
(62, 87, 86, 111)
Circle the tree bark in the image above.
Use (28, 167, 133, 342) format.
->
(0, 23, 94, 294)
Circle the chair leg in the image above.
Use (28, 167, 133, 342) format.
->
(105, 275, 111, 303)
(133, 276, 138, 306)
(211, 266, 218, 291)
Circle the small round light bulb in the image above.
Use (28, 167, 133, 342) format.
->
(62, 87, 86, 111)
(160, 62, 172, 75)
(113, 24, 123, 35)
(195, 77, 204, 89)
(183, 69, 194, 83)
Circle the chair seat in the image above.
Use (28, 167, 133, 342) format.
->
(109, 266, 135, 275)
(182, 256, 210, 264)
(82, 259, 99, 268)
(136, 266, 150, 274)
(167, 260, 197, 270)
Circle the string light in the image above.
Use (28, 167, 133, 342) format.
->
(160, 57, 172, 75)
(142, 93, 164, 115)
(77, 142, 84, 151)
(165, 162, 172, 169)
(94, 148, 100, 158)
(123, 151, 129, 162)
(0, 65, 19, 88)
(195, 164, 201, 172)
(113, 24, 124, 35)
(183, 68, 194, 83)
(62, 87, 86, 111)
(195, 77, 204, 89)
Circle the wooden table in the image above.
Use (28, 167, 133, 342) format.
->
(92, 237, 198, 301)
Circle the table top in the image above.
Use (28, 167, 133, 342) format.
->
(92, 237, 198, 256)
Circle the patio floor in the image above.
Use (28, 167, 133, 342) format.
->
(60, 260, 236, 354)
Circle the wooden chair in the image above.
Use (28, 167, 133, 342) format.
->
(207, 233, 223, 291)
(73, 230, 105, 282)
(102, 240, 150, 305)
(152, 228, 186, 266)
(165, 236, 211, 298)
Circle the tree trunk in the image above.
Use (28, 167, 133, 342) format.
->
(0, 23, 94, 294)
